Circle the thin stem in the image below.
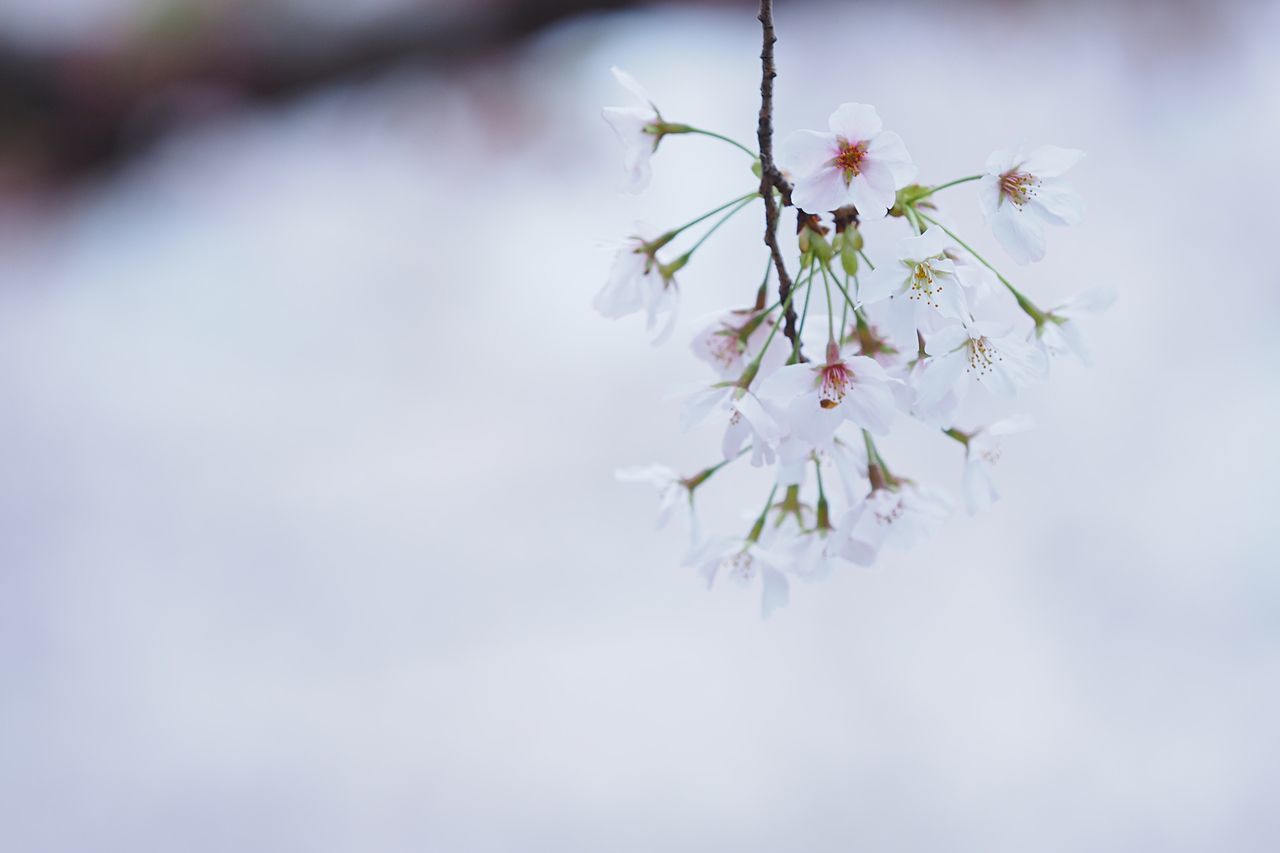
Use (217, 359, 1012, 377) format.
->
(857, 249, 875, 271)
(747, 483, 780, 542)
(914, 174, 982, 200)
(820, 263, 835, 343)
(794, 260, 815, 362)
(679, 195, 756, 259)
(743, 265, 815, 383)
(685, 127, 758, 158)
(685, 444, 753, 490)
(916, 211, 1047, 324)
(667, 191, 759, 239)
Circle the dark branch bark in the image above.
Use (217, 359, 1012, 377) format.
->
(756, 0, 803, 362)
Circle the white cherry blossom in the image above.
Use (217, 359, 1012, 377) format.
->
(858, 227, 973, 347)
(691, 306, 786, 380)
(779, 103, 916, 218)
(615, 464, 689, 529)
(913, 321, 1048, 416)
(1035, 287, 1115, 365)
(979, 144, 1085, 264)
(594, 229, 678, 343)
(760, 343, 898, 444)
(682, 536, 790, 618)
(844, 484, 951, 565)
(959, 415, 1034, 514)
(602, 67, 664, 193)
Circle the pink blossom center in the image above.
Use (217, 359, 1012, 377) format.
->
(832, 140, 868, 182)
(819, 361, 853, 409)
(999, 170, 1039, 208)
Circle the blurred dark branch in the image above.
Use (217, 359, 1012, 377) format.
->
(0, 0, 649, 189)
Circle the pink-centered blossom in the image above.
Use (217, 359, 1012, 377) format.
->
(979, 145, 1084, 264)
(779, 103, 916, 218)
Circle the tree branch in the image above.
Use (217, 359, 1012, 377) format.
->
(756, 0, 803, 361)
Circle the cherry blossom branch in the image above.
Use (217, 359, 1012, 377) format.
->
(756, 0, 804, 362)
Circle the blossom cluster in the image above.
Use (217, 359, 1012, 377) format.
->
(599, 67, 1110, 616)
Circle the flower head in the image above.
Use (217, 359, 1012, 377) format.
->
(844, 483, 951, 565)
(691, 306, 786, 380)
(979, 144, 1085, 264)
(615, 464, 691, 530)
(602, 67, 666, 193)
(913, 321, 1048, 418)
(1035, 287, 1115, 365)
(761, 344, 897, 445)
(857, 227, 972, 347)
(594, 228, 679, 343)
(779, 103, 916, 218)
(682, 536, 790, 618)
(958, 415, 1033, 514)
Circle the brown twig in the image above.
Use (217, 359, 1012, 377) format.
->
(756, 0, 803, 361)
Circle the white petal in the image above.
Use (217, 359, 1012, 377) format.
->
(758, 362, 819, 402)
(913, 349, 967, 409)
(849, 172, 894, 219)
(792, 168, 852, 214)
(1023, 145, 1084, 178)
(901, 226, 950, 261)
(866, 130, 916, 187)
(779, 129, 837, 176)
(760, 566, 790, 619)
(842, 383, 896, 435)
(977, 175, 1002, 219)
(984, 146, 1022, 175)
(1029, 178, 1083, 226)
(963, 458, 998, 515)
(610, 66, 655, 108)
(827, 103, 882, 141)
(856, 265, 902, 306)
(990, 206, 1045, 264)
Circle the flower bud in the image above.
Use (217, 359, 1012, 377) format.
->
(839, 237, 859, 277)
(808, 231, 834, 263)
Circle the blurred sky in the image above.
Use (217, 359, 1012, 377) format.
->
(2, 1, 1280, 851)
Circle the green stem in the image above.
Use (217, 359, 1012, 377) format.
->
(820, 263, 835, 343)
(915, 174, 982, 200)
(793, 260, 815, 362)
(684, 127, 759, 158)
(746, 483, 780, 542)
(677, 195, 756, 261)
(741, 265, 815, 386)
(915, 211, 1047, 324)
(665, 191, 759, 242)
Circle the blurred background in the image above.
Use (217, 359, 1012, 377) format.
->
(2, 0, 1278, 850)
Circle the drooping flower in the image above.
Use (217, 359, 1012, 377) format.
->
(857, 227, 973, 348)
(677, 380, 784, 468)
(912, 321, 1048, 417)
(615, 464, 691, 530)
(958, 415, 1034, 515)
(594, 228, 679, 343)
(979, 145, 1085, 264)
(760, 343, 898, 445)
(682, 536, 790, 618)
(1034, 287, 1115, 365)
(779, 103, 916, 218)
(602, 66, 666, 193)
(843, 483, 951, 565)
(691, 306, 787, 380)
